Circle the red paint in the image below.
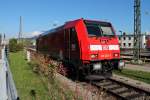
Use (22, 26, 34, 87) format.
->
(37, 18, 120, 65)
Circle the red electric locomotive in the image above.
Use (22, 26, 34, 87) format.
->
(36, 18, 124, 78)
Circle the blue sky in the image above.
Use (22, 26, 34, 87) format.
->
(0, 0, 150, 38)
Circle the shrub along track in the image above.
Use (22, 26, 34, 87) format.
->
(28, 48, 150, 100)
(28, 48, 115, 100)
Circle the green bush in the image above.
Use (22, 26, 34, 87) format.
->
(9, 38, 24, 52)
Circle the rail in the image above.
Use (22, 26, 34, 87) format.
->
(0, 46, 19, 100)
(91, 78, 150, 100)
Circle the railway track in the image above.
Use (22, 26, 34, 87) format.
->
(90, 78, 150, 100)
(28, 48, 150, 99)
(120, 50, 150, 61)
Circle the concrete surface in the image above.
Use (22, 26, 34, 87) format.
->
(125, 63, 150, 72)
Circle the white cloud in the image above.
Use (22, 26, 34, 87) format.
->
(24, 31, 42, 37)
(31, 31, 42, 36)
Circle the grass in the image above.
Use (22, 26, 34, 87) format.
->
(9, 51, 75, 100)
(113, 69, 150, 84)
(9, 51, 51, 99)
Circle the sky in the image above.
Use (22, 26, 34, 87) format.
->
(0, 0, 150, 38)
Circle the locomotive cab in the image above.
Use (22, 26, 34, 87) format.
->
(76, 20, 124, 76)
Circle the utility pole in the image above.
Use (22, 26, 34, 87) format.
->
(119, 30, 123, 48)
(133, 0, 141, 62)
(18, 16, 23, 42)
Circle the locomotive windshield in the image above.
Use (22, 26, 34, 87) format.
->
(85, 21, 114, 37)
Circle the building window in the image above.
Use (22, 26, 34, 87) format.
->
(123, 32, 126, 36)
(129, 36, 131, 40)
(119, 37, 121, 40)
(128, 43, 131, 47)
(123, 43, 126, 47)
(123, 37, 126, 40)
(119, 43, 121, 46)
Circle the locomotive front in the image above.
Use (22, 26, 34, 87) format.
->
(77, 20, 124, 76)
(36, 19, 124, 79)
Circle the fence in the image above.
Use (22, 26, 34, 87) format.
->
(0, 46, 19, 100)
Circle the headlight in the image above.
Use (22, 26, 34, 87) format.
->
(113, 53, 119, 57)
(91, 54, 98, 59)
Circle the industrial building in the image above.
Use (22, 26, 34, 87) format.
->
(117, 33, 146, 49)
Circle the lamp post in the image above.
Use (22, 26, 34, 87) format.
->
(119, 30, 123, 49)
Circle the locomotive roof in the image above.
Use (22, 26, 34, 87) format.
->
(38, 18, 112, 38)
(39, 25, 64, 37)
(38, 19, 80, 37)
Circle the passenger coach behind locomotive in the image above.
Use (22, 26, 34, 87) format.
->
(36, 18, 124, 78)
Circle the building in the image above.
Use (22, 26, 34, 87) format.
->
(117, 33, 146, 49)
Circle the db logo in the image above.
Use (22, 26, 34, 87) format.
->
(102, 45, 109, 50)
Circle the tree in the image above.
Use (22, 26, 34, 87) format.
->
(9, 38, 23, 52)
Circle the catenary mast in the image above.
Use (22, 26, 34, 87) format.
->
(133, 0, 141, 61)
(18, 16, 23, 42)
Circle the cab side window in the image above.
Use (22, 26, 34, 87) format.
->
(70, 28, 78, 51)
(70, 28, 77, 41)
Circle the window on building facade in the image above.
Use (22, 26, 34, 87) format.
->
(128, 36, 131, 40)
(128, 43, 131, 47)
(119, 37, 121, 40)
(123, 37, 126, 40)
(123, 43, 126, 47)
(119, 43, 121, 46)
